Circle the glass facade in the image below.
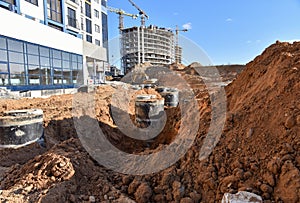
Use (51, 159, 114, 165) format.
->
(0, 35, 83, 90)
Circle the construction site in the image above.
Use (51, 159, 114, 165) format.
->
(0, 0, 300, 203)
(107, 0, 187, 74)
(121, 25, 175, 71)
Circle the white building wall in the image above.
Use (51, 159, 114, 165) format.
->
(91, 0, 102, 46)
(0, 8, 82, 55)
(19, 0, 45, 21)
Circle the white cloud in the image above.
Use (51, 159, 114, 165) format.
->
(226, 18, 233, 22)
(246, 40, 252, 44)
(182, 22, 192, 30)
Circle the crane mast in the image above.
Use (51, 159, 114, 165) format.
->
(172, 25, 188, 63)
(174, 25, 188, 47)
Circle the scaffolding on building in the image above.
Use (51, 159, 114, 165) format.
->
(121, 25, 175, 73)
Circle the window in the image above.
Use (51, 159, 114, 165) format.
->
(101, 12, 108, 49)
(52, 50, 61, 59)
(0, 74, 9, 85)
(85, 2, 91, 18)
(25, 0, 38, 6)
(86, 19, 92, 34)
(80, 1, 83, 14)
(27, 44, 39, 55)
(9, 52, 24, 63)
(41, 67, 51, 85)
(40, 47, 50, 57)
(28, 55, 39, 65)
(0, 37, 7, 49)
(0, 63, 8, 73)
(0, 50, 7, 61)
(9, 63, 25, 75)
(8, 39, 23, 52)
(86, 35, 92, 43)
(101, 0, 106, 7)
(47, 0, 62, 23)
(94, 9, 99, 18)
(81, 18, 84, 30)
(28, 74, 40, 85)
(67, 8, 77, 28)
(95, 24, 100, 33)
(95, 39, 100, 46)
(10, 74, 26, 85)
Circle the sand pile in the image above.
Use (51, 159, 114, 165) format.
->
(192, 41, 300, 202)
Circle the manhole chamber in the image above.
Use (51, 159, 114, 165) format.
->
(135, 95, 164, 127)
(0, 109, 44, 148)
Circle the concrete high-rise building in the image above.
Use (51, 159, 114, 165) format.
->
(0, 0, 108, 92)
(121, 25, 175, 73)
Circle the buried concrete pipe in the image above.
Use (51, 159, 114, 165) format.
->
(0, 109, 44, 148)
(157, 87, 179, 107)
(135, 94, 164, 128)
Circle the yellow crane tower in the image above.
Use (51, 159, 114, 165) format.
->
(107, 6, 138, 31)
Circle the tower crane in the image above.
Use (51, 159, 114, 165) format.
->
(127, 0, 149, 26)
(173, 25, 188, 48)
(107, 6, 138, 31)
(171, 25, 188, 63)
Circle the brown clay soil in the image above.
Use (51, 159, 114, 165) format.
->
(0, 41, 299, 202)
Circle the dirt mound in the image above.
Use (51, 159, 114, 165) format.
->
(200, 40, 300, 202)
(0, 41, 299, 202)
(168, 62, 186, 71)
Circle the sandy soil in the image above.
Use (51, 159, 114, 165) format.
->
(0, 41, 299, 202)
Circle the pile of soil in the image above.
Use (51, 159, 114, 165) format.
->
(0, 40, 299, 202)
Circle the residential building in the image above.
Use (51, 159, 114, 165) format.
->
(0, 0, 108, 92)
(121, 25, 175, 73)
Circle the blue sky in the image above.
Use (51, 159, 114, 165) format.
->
(107, 0, 300, 65)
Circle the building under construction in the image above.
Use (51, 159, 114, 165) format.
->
(121, 25, 178, 72)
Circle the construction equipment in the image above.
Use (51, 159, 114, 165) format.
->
(173, 25, 188, 49)
(172, 25, 188, 63)
(107, 6, 138, 31)
(127, 0, 149, 26)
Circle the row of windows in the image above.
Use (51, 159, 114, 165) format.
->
(47, 0, 100, 24)
(67, 8, 101, 31)
(0, 36, 83, 86)
(85, 35, 101, 46)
